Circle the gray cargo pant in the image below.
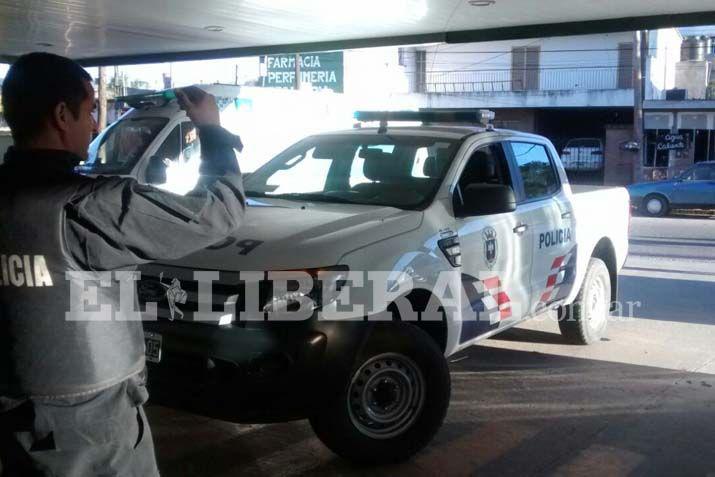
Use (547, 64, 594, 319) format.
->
(0, 371, 159, 477)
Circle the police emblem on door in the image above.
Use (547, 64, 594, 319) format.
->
(483, 226, 498, 269)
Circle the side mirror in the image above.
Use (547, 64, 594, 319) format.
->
(454, 184, 517, 218)
(145, 155, 167, 185)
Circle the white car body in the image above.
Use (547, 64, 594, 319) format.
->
(84, 105, 629, 358)
(153, 127, 629, 357)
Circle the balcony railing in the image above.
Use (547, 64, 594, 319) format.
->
(418, 67, 632, 94)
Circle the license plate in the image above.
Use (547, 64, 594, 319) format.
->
(144, 332, 163, 364)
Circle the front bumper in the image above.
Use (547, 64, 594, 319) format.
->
(143, 318, 369, 423)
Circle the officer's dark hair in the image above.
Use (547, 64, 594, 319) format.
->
(1, 52, 93, 146)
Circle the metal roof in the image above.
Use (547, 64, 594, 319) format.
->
(1, 0, 714, 65)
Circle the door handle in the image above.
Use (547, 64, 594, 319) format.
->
(513, 223, 528, 235)
(561, 211, 573, 219)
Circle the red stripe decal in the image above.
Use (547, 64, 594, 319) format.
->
(500, 308, 512, 320)
(551, 255, 565, 270)
(540, 291, 552, 303)
(483, 277, 501, 290)
(546, 274, 558, 288)
(496, 292, 510, 305)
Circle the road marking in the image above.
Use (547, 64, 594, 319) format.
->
(413, 421, 539, 474)
(620, 268, 715, 283)
(551, 444, 645, 476)
(241, 435, 333, 477)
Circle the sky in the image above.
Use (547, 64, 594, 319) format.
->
(0, 57, 262, 91)
(679, 26, 715, 37)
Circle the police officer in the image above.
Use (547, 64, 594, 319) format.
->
(0, 53, 245, 476)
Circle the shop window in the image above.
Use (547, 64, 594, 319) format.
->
(693, 129, 715, 163)
(644, 129, 670, 168)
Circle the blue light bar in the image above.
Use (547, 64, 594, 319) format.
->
(354, 110, 495, 126)
(116, 89, 177, 109)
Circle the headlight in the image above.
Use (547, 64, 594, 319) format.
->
(262, 265, 349, 314)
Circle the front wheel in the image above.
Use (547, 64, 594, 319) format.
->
(558, 257, 611, 345)
(309, 323, 450, 464)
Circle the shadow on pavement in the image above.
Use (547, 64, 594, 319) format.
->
(489, 327, 572, 346)
(149, 346, 715, 477)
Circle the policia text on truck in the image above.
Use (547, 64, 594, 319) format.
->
(0, 53, 246, 477)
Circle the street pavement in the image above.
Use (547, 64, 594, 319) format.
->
(148, 215, 715, 477)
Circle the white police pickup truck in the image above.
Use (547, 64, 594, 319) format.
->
(83, 107, 629, 464)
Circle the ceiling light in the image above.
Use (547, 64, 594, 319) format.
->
(203, 25, 224, 32)
(468, 0, 495, 6)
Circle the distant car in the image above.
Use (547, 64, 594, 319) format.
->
(560, 138, 604, 171)
(627, 161, 715, 216)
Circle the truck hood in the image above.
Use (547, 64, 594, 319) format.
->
(161, 198, 423, 271)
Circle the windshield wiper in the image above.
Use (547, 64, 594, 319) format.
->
(263, 193, 361, 205)
(244, 190, 269, 197)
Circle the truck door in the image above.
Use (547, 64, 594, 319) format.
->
(507, 141, 576, 315)
(452, 141, 533, 344)
(141, 120, 201, 194)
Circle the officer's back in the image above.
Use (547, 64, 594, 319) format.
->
(0, 52, 245, 477)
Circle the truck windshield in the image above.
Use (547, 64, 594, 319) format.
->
(83, 117, 169, 174)
(244, 134, 460, 209)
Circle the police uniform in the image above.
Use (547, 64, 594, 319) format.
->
(0, 125, 245, 476)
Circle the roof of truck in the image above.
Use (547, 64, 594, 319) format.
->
(322, 126, 546, 141)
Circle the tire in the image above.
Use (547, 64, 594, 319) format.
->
(558, 258, 611, 345)
(309, 323, 451, 464)
(643, 194, 669, 217)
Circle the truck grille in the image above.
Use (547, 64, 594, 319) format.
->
(136, 264, 273, 323)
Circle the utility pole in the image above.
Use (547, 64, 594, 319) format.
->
(295, 53, 301, 90)
(632, 31, 647, 183)
(97, 66, 107, 132)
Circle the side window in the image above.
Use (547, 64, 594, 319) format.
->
(153, 125, 181, 162)
(692, 164, 715, 181)
(154, 122, 201, 164)
(180, 122, 201, 164)
(511, 142, 560, 200)
(457, 143, 512, 192)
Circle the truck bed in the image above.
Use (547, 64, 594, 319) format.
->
(571, 184, 624, 194)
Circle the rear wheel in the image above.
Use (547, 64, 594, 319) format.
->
(643, 194, 669, 217)
(310, 323, 450, 464)
(558, 258, 611, 345)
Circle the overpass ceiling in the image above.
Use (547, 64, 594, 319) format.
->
(1, 0, 714, 65)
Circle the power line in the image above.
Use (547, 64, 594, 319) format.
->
(416, 44, 713, 54)
(424, 65, 629, 74)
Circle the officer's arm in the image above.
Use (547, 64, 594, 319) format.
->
(64, 124, 246, 270)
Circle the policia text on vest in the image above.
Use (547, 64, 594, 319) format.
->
(0, 255, 53, 287)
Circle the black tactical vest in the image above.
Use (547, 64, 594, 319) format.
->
(0, 150, 145, 399)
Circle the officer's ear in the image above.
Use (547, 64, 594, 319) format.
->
(52, 101, 72, 133)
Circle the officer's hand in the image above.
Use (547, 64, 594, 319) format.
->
(176, 87, 220, 127)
